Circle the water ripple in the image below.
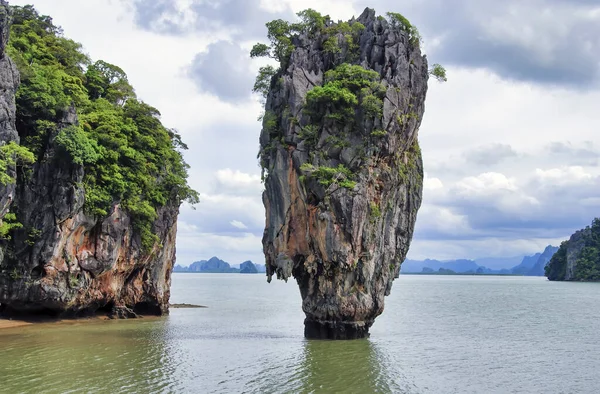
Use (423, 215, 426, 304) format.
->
(2, 275, 599, 393)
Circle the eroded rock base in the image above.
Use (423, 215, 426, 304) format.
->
(304, 319, 373, 340)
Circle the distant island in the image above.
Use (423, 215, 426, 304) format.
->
(546, 218, 600, 281)
(401, 245, 558, 276)
(176, 247, 559, 277)
(173, 257, 267, 274)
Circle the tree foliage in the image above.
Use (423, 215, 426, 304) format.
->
(84, 60, 134, 105)
(7, 5, 198, 250)
(545, 241, 567, 281)
(55, 125, 100, 165)
(546, 218, 600, 281)
(386, 12, 422, 47)
(0, 212, 23, 240)
(574, 219, 600, 280)
(429, 64, 447, 82)
(252, 65, 277, 100)
(305, 63, 384, 124)
(0, 142, 35, 185)
(300, 163, 356, 190)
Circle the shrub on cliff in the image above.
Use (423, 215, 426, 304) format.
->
(251, 9, 446, 103)
(7, 5, 198, 250)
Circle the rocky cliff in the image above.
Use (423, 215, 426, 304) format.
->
(546, 219, 599, 281)
(257, 9, 429, 338)
(0, 3, 193, 317)
(0, 1, 19, 227)
(0, 121, 179, 316)
(526, 245, 558, 277)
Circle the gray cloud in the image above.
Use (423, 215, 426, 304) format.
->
(130, 0, 295, 102)
(546, 141, 599, 166)
(188, 41, 256, 103)
(130, 0, 188, 35)
(416, 169, 600, 244)
(131, 0, 600, 88)
(130, 0, 293, 39)
(356, 0, 600, 88)
(463, 144, 518, 166)
(122, 0, 600, 260)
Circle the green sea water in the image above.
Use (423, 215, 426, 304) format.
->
(1, 274, 599, 393)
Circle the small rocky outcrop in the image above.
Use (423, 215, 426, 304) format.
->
(240, 261, 258, 274)
(258, 9, 428, 338)
(176, 257, 239, 273)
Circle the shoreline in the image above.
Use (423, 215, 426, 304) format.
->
(0, 319, 32, 330)
(0, 315, 113, 331)
(0, 303, 206, 331)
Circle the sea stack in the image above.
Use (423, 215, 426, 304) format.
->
(257, 8, 429, 338)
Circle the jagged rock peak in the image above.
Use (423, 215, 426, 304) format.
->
(258, 9, 429, 339)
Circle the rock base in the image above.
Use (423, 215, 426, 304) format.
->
(304, 319, 372, 340)
(108, 305, 140, 319)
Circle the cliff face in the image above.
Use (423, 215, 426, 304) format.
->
(546, 219, 599, 281)
(0, 1, 19, 225)
(260, 9, 428, 338)
(564, 229, 590, 281)
(527, 245, 558, 277)
(0, 126, 178, 316)
(0, 3, 181, 317)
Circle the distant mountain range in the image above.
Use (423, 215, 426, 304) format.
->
(173, 257, 267, 274)
(175, 246, 559, 277)
(401, 245, 559, 276)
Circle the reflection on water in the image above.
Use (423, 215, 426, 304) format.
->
(2, 274, 600, 393)
(1, 319, 176, 393)
(244, 339, 416, 394)
(0, 273, 416, 394)
(1, 317, 417, 394)
(298, 339, 408, 394)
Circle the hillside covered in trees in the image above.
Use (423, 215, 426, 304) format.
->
(546, 218, 600, 281)
(6, 5, 198, 248)
(0, 4, 196, 317)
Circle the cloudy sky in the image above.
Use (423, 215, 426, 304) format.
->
(14, 0, 600, 265)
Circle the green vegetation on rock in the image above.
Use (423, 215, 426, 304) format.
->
(300, 163, 356, 190)
(545, 242, 567, 281)
(546, 218, 600, 281)
(385, 12, 422, 46)
(0, 212, 23, 240)
(6, 5, 198, 250)
(305, 63, 384, 126)
(251, 9, 445, 101)
(429, 64, 447, 82)
(0, 142, 35, 185)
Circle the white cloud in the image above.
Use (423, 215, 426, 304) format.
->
(230, 220, 248, 230)
(415, 204, 472, 237)
(215, 169, 263, 194)
(455, 172, 518, 195)
(423, 173, 444, 191)
(534, 166, 594, 185)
